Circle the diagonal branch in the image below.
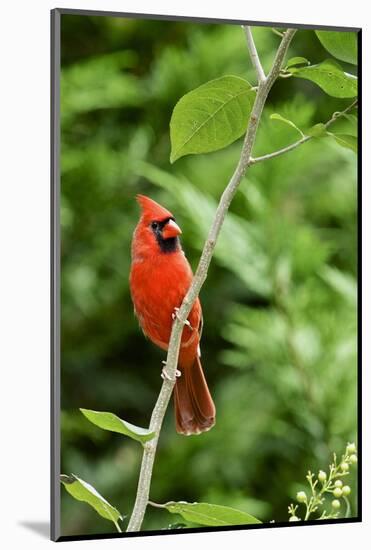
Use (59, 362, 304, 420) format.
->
(126, 27, 297, 533)
(250, 99, 357, 165)
(243, 26, 266, 84)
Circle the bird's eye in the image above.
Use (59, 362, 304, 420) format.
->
(151, 221, 159, 230)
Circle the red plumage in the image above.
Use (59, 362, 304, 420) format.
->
(129, 194, 216, 435)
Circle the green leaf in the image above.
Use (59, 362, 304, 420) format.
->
(80, 408, 155, 444)
(306, 123, 327, 138)
(315, 31, 357, 65)
(61, 474, 123, 526)
(161, 501, 262, 526)
(288, 59, 357, 98)
(169, 75, 256, 163)
(285, 56, 310, 68)
(270, 113, 305, 137)
(331, 133, 357, 153)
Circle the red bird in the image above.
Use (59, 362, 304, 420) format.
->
(129, 194, 216, 435)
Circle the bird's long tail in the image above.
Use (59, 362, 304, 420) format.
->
(174, 356, 216, 435)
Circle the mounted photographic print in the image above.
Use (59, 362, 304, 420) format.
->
(51, 8, 361, 541)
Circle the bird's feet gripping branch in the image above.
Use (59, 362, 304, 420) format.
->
(161, 360, 181, 381)
(172, 307, 194, 331)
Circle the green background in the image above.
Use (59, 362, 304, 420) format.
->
(60, 14, 358, 535)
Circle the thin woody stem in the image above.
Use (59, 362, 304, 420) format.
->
(243, 26, 266, 83)
(250, 99, 357, 165)
(126, 27, 297, 533)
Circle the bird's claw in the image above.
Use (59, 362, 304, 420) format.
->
(184, 319, 193, 330)
(161, 363, 181, 381)
(171, 307, 193, 331)
(171, 307, 180, 321)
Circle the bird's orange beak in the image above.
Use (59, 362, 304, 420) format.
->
(162, 219, 182, 239)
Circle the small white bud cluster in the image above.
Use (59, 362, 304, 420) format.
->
(346, 443, 357, 465)
(331, 478, 351, 499)
(346, 443, 356, 454)
(288, 443, 357, 523)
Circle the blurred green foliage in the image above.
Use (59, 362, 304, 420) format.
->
(60, 14, 357, 536)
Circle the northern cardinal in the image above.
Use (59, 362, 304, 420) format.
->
(129, 194, 216, 435)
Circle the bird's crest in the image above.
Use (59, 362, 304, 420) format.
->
(136, 194, 174, 222)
